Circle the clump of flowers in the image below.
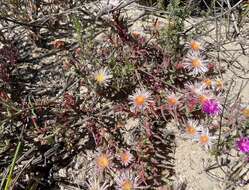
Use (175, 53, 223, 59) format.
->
(184, 120, 216, 150)
(2, 5, 248, 189)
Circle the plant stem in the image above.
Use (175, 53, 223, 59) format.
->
(4, 141, 22, 190)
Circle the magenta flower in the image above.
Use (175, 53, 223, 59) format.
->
(236, 137, 249, 153)
(202, 99, 222, 116)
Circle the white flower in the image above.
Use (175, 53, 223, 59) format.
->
(117, 150, 134, 166)
(215, 78, 224, 91)
(94, 67, 112, 86)
(185, 119, 202, 139)
(115, 172, 139, 190)
(166, 93, 179, 109)
(86, 175, 109, 190)
(193, 128, 216, 150)
(201, 78, 215, 89)
(186, 40, 203, 52)
(128, 88, 153, 112)
(95, 152, 111, 170)
(241, 104, 249, 119)
(183, 52, 208, 76)
(185, 81, 204, 96)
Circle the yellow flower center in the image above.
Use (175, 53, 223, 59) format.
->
(200, 135, 209, 144)
(122, 180, 133, 190)
(95, 73, 105, 83)
(186, 126, 196, 136)
(198, 95, 207, 104)
(96, 154, 109, 169)
(191, 41, 201, 51)
(167, 97, 177, 106)
(242, 108, 249, 118)
(203, 79, 212, 87)
(120, 152, 130, 163)
(192, 58, 202, 68)
(135, 96, 145, 106)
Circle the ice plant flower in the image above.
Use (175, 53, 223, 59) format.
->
(184, 82, 207, 110)
(166, 93, 179, 109)
(185, 119, 202, 138)
(185, 84, 210, 105)
(185, 82, 213, 106)
(194, 128, 216, 149)
(202, 78, 214, 89)
(187, 40, 202, 52)
(202, 99, 222, 116)
(118, 150, 134, 166)
(215, 78, 224, 91)
(86, 176, 109, 190)
(128, 88, 152, 112)
(96, 153, 111, 170)
(183, 52, 208, 76)
(241, 105, 249, 118)
(94, 67, 112, 86)
(115, 172, 139, 190)
(185, 82, 203, 96)
(236, 137, 249, 153)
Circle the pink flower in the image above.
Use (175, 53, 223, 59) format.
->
(202, 99, 222, 116)
(236, 137, 249, 153)
(117, 150, 134, 166)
